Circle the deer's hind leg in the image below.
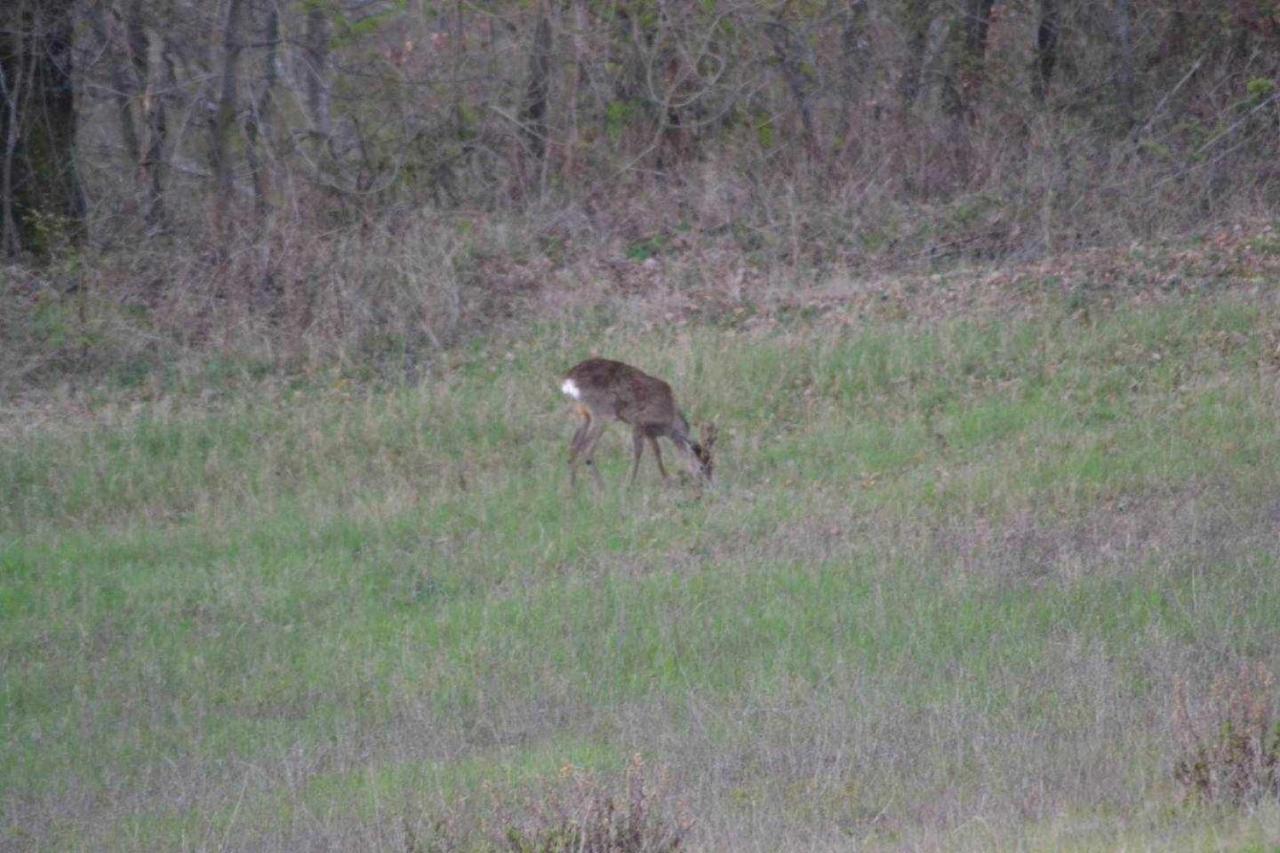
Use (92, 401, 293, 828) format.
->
(579, 420, 608, 490)
(628, 428, 647, 487)
(647, 436, 669, 480)
(568, 407, 595, 487)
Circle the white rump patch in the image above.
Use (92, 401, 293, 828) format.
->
(561, 378, 581, 400)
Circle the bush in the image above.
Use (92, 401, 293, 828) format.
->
(502, 755, 692, 853)
(1172, 663, 1280, 805)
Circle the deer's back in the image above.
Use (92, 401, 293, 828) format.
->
(564, 358, 677, 426)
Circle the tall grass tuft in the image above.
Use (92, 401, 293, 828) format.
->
(1173, 663, 1280, 805)
(500, 755, 691, 853)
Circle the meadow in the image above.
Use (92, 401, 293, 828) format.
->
(4, 260, 1280, 849)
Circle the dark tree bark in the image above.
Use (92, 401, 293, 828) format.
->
(764, 17, 819, 157)
(85, 2, 141, 167)
(0, 34, 23, 257)
(832, 0, 872, 146)
(899, 0, 933, 108)
(840, 0, 869, 94)
(83, 0, 168, 232)
(123, 1, 168, 231)
(303, 4, 332, 140)
(519, 3, 553, 164)
(1031, 0, 1059, 103)
(0, 0, 83, 258)
(244, 3, 279, 220)
(210, 0, 245, 243)
(1114, 0, 1136, 130)
(1162, 4, 1188, 61)
(963, 0, 996, 58)
(941, 0, 995, 119)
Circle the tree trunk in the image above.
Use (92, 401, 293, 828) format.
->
(941, 0, 995, 119)
(0, 36, 23, 257)
(304, 4, 332, 140)
(899, 0, 932, 109)
(764, 17, 819, 158)
(964, 0, 996, 59)
(1031, 0, 1059, 103)
(833, 0, 871, 156)
(210, 0, 245, 245)
(245, 4, 279, 221)
(562, 0, 585, 181)
(0, 0, 83, 258)
(1114, 0, 1136, 130)
(840, 0, 869, 96)
(85, 2, 142, 168)
(519, 3, 553, 166)
(122, 1, 168, 232)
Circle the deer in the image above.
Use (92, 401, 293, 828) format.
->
(560, 358, 717, 489)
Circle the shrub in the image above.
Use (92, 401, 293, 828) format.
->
(502, 755, 692, 853)
(1172, 662, 1280, 805)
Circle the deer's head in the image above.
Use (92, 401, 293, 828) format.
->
(691, 423, 718, 482)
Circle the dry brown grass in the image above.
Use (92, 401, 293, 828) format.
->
(1174, 663, 1280, 806)
(5, 209, 1276, 402)
(496, 755, 692, 853)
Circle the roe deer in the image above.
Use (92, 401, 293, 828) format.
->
(560, 358, 717, 489)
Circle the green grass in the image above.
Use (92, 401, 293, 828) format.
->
(3, 292, 1280, 849)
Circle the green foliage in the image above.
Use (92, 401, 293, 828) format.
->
(1245, 77, 1276, 104)
(1246, 77, 1276, 100)
(755, 115, 776, 150)
(605, 100, 641, 143)
(331, 0, 403, 43)
(624, 235, 664, 261)
(25, 210, 82, 258)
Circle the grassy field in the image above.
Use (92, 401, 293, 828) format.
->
(4, 269, 1280, 849)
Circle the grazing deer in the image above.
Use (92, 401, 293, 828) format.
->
(560, 358, 717, 489)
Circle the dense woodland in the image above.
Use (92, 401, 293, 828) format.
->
(1, 0, 1277, 372)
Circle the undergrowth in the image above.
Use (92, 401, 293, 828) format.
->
(1174, 663, 1280, 806)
